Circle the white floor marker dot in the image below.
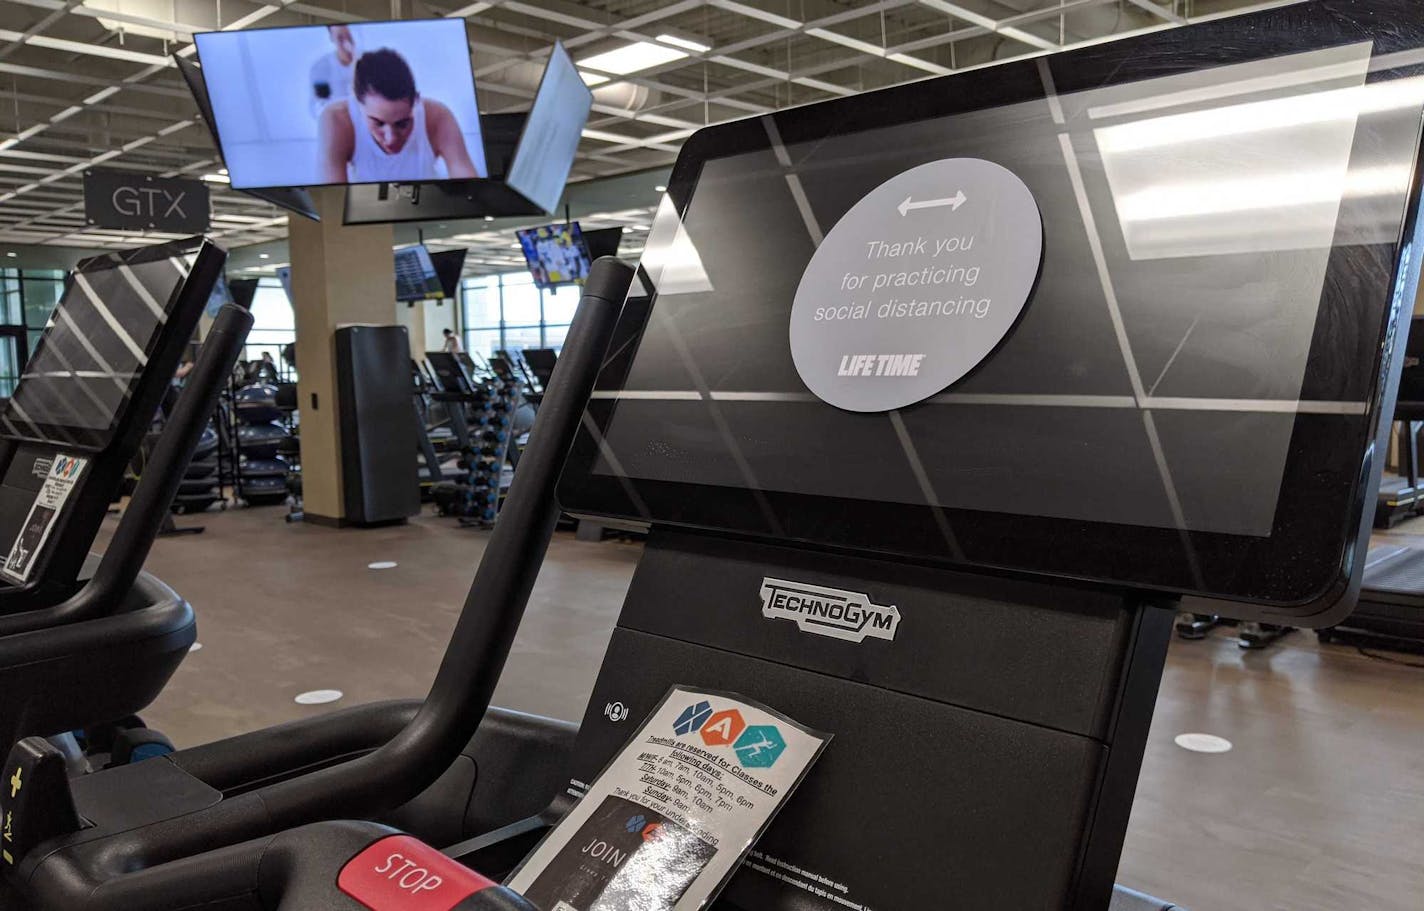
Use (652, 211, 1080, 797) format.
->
(1174, 733, 1233, 754)
(295, 689, 344, 705)
(189, 642, 203, 652)
(368, 561, 398, 570)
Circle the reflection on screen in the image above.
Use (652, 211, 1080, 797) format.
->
(517, 223, 591, 288)
(394, 245, 443, 301)
(506, 42, 594, 213)
(275, 266, 292, 302)
(195, 20, 488, 189)
(205, 272, 232, 317)
(2, 255, 187, 442)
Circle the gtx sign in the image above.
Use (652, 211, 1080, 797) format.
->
(84, 169, 209, 233)
(760, 577, 900, 643)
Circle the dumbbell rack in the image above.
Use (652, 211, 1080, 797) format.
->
(455, 377, 522, 528)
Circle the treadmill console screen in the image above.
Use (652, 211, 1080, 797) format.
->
(560, 0, 1424, 620)
(0, 239, 205, 451)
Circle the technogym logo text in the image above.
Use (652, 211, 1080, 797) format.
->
(759, 577, 900, 644)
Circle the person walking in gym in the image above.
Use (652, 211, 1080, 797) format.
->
(317, 47, 480, 183)
(442, 328, 463, 354)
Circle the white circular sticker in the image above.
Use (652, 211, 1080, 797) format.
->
(790, 158, 1043, 413)
(1173, 733, 1233, 754)
(294, 689, 344, 705)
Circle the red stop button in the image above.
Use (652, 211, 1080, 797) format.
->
(338, 835, 495, 910)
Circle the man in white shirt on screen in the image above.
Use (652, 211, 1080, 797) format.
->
(309, 25, 358, 118)
(317, 47, 480, 183)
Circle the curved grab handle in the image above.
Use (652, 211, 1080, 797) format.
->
(0, 303, 252, 637)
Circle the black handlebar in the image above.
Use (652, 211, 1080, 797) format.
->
(0, 303, 252, 637)
(17, 258, 634, 908)
(258, 257, 633, 826)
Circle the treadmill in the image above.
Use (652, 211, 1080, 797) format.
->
(1373, 315, 1424, 527)
(2, 3, 1420, 909)
(1331, 326, 1424, 652)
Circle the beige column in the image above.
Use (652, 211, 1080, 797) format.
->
(395, 303, 426, 359)
(288, 187, 397, 524)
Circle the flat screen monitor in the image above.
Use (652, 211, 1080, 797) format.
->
(275, 266, 292, 302)
(194, 19, 488, 190)
(394, 244, 443, 302)
(516, 222, 591, 288)
(559, 0, 1424, 624)
(205, 271, 232, 317)
(229, 278, 260, 310)
(0, 238, 219, 451)
(426, 350, 473, 394)
(582, 227, 623, 260)
(173, 54, 321, 221)
(429, 249, 467, 300)
(506, 42, 594, 213)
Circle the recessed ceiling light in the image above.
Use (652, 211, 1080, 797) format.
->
(579, 71, 609, 87)
(580, 40, 688, 78)
(622, 226, 632, 233)
(218, 168, 228, 175)
(4, 252, 15, 258)
(655, 185, 667, 193)
(484, 215, 494, 221)
(259, 253, 270, 259)
(656, 33, 711, 54)
(201, 172, 230, 184)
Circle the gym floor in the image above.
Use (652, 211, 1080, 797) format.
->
(98, 508, 1424, 911)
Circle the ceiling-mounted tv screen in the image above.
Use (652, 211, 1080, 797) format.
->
(205, 271, 232, 317)
(228, 278, 260, 310)
(581, 227, 623, 260)
(506, 42, 594, 213)
(429, 249, 467, 300)
(194, 19, 488, 190)
(394, 244, 444, 302)
(516, 222, 591, 289)
(274, 266, 293, 304)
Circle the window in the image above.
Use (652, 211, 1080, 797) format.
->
(459, 272, 584, 357)
(244, 279, 296, 376)
(0, 270, 23, 326)
(19, 270, 63, 358)
(0, 269, 63, 395)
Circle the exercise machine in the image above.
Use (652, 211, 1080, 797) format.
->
(0, 239, 225, 611)
(0, 237, 251, 768)
(1373, 317, 1424, 527)
(3, 3, 1419, 908)
(1326, 329, 1424, 653)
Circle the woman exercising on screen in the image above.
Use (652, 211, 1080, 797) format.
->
(317, 47, 480, 183)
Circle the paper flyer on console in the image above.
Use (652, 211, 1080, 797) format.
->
(2, 454, 87, 583)
(507, 686, 830, 911)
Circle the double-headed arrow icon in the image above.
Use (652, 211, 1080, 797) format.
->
(897, 190, 967, 216)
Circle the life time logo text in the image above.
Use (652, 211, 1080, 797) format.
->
(836, 353, 925, 377)
(760, 577, 900, 644)
(672, 701, 787, 769)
